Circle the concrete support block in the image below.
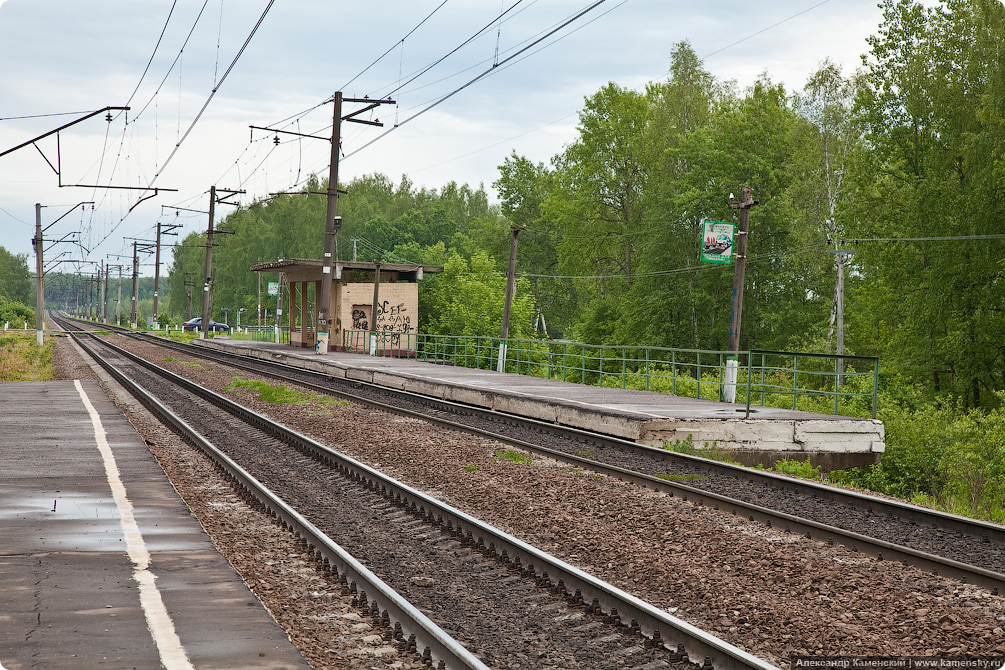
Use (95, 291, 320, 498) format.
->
(555, 406, 640, 440)
(493, 395, 561, 425)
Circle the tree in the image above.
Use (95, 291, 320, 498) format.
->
(791, 59, 866, 351)
(421, 251, 534, 338)
(0, 246, 32, 304)
(547, 83, 650, 295)
(494, 152, 573, 337)
(851, 0, 1005, 406)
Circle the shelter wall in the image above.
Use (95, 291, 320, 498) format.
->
(334, 282, 417, 347)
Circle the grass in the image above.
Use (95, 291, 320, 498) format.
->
(0, 331, 54, 382)
(464, 464, 480, 472)
(494, 448, 534, 465)
(224, 376, 346, 410)
(660, 435, 744, 467)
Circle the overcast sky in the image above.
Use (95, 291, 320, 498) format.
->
(0, 0, 888, 276)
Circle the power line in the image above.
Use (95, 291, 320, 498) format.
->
(343, 0, 610, 162)
(0, 110, 98, 121)
(340, 0, 452, 91)
(846, 235, 1005, 243)
(122, 0, 179, 110)
(143, 0, 275, 192)
(92, 0, 276, 253)
(701, 0, 833, 60)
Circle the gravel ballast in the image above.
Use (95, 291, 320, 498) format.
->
(57, 334, 1005, 667)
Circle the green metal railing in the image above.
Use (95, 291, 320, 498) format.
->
(341, 331, 879, 418)
(248, 325, 290, 344)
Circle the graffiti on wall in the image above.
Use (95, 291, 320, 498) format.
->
(376, 300, 411, 332)
(351, 308, 368, 331)
(350, 301, 413, 333)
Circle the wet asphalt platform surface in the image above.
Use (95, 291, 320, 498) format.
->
(0, 380, 309, 670)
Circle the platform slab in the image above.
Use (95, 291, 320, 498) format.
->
(198, 338, 885, 469)
(0, 381, 310, 670)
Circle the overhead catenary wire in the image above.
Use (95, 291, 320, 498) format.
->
(342, 0, 610, 163)
(121, 0, 179, 113)
(340, 0, 452, 92)
(130, 0, 843, 262)
(90, 0, 276, 253)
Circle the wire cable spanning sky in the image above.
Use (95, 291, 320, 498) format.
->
(0, 0, 888, 275)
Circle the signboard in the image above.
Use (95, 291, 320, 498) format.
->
(700, 220, 735, 264)
(267, 281, 279, 296)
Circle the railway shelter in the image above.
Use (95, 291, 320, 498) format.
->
(250, 259, 442, 353)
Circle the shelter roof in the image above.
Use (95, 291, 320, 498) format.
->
(249, 258, 441, 282)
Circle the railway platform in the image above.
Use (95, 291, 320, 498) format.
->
(197, 338, 885, 470)
(0, 380, 310, 670)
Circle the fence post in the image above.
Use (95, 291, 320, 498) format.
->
(696, 352, 702, 400)
(872, 357, 879, 419)
(834, 356, 840, 415)
(760, 353, 766, 406)
(745, 351, 753, 419)
(671, 350, 676, 396)
(645, 348, 650, 392)
(792, 355, 799, 411)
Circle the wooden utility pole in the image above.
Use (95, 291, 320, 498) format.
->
(102, 261, 109, 323)
(130, 241, 139, 329)
(34, 203, 44, 346)
(316, 92, 343, 355)
(253, 93, 393, 354)
(724, 187, 757, 403)
(200, 186, 243, 338)
(497, 224, 525, 373)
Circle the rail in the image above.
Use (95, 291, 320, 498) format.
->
(343, 331, 879, 418)
(246, 324, 290, 344)
(72, 328, 782, 670)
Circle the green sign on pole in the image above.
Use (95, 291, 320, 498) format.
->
(267, 281, 279, 296)
(700, 220, 735, 264)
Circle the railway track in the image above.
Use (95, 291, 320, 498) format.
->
(84, 321, 1005, 594)
(61, 318, 779, 670)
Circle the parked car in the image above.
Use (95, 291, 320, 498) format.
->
(182, 317, 230, 332)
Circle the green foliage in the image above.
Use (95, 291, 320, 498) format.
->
(848, 0, 1005, 408)
(830, 390, 1005, 523)
(421, 251, 534, 337)
(494, 448, 534, 465)
(0, 296, 34, 325)
(764, 457, 822, 480)
(0, 331, 53, 381)
(224, 377, 343, 408)
(464, 464, 480, 472)
(0, 246, 32, 304)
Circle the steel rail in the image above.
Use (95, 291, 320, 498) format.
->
(67, 330, 489, 670)
(163, 333, 1005, 551)
(64, 320, 1005, 591)
(71, 327, 782, 670)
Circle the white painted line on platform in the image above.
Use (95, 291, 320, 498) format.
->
(74, 380, 195, 670)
